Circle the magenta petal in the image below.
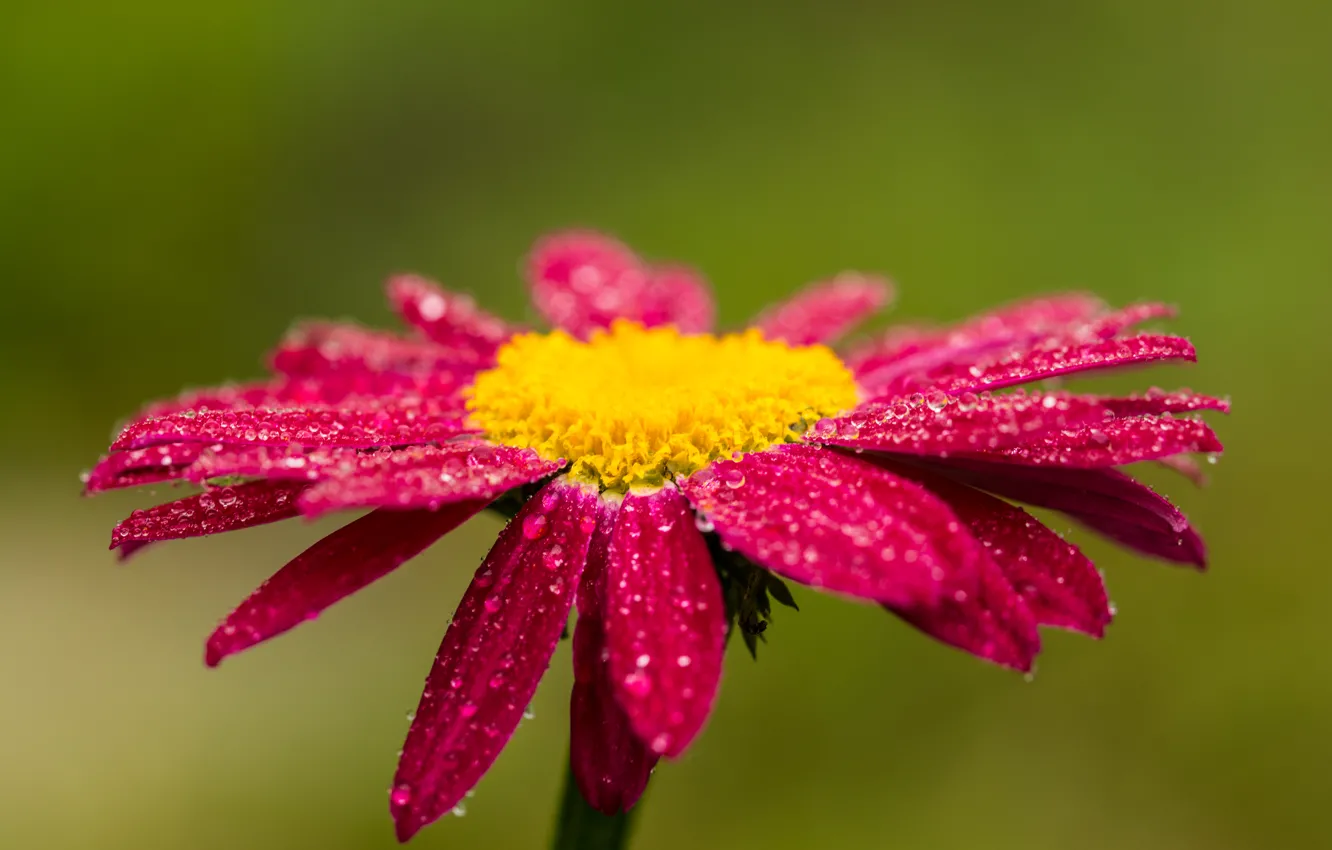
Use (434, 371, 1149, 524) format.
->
(929, 462, 1206, 568)
(753, 274, 893, 346)
(527, 231, 650, 337)
(897, 468, 1111, 636)
(297, 443, 565, 517)
(272, 322, 483, 377)
(391, 479, 600, 841)
(891, 553, 1042, 672)
(110, 405, 474, 452)
(84, 443, 210, 493)
(977, 416, 1223, 468)
(387, 274, 515, 355)
(1098, 390, 1230, 417)
(1156, 454, 1209, 487)
(570, 500, 658, 814)
(185, 445, 362, 484)
(110, 480, 307, 550)
(138, 382, 292, 419)
(681, 445, 977, 607)
(205, 505, 478, 666)
(917, 334, 1196, 396)
(602, 486, 726, 758)
(646, 265, 717, 333)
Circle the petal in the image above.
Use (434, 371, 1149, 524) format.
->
(1156, 454, 1209, 487)
(138, 382, 292, 418)
(110, 405, 475, 452)
(603, 486, 726, 757)
(387, 274, 515, 355)
(84, 443, 211, 493)
(753, 273, 893, 346)
(297, 443, 564, 518)
(392, 479, 600, 841)
(526, 231, 716, 337)
(1099, 390, 1230, 417)
(977, 416, 1222, 468)
(906, 334, 1196, 396)
(890, 553, 1042, 672)
(893, 466, 1111, 636)
(928, 461, 1206, 568)
(681, 444, 977, 607)
(109, 480, 306, 551)
(205, 505, 479, 666)
(811, 391, 1128, 457)
(271, 322, 484, 377)
(185, 445, 362, 483)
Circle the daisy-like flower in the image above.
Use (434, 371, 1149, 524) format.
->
(88, 231, 1226, 842)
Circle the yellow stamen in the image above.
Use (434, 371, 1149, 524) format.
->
(467, 321, 859, 491)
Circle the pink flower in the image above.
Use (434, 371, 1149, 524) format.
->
(88, 231, 1226, 841)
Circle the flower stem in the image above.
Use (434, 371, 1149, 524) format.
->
(551, 757, 636, 850)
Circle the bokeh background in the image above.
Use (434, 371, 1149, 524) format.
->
(4, 2, 1329, 848)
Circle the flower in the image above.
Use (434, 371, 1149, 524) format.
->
(87, 230, 1226, 840)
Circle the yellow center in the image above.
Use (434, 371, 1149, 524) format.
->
(467, 321, 859, 491)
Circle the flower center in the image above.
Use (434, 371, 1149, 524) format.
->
(467, 321, 859, 491)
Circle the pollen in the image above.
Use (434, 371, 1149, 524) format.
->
(467, 321, 859, 491)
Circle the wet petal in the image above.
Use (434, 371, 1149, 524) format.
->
(928, 461, 1206, 568)
(569, 501, 658, 814)
(603, 486, 725, 758)
(205, 505, 479, 666)
(110, 480, 307, 551)
(1156, 454, 1209, 487)
(977, 416, 1222, 468)
(297, 443, 564, 517)
(894, 466, 1112, 636)
(272, 322, 484, 377)
(387, 274, 515, 355)
(392, 479, 600, 841)
(910, 334, 1196, 396)
(111, 405, 475, 452)
(526, 231, 715, 337)
(681, 444, 978, 607)
(84, 443, 210, 493)
(185, 445, 362, 483)
(753, 273, 893, 346)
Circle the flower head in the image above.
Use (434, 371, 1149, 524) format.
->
(88, 231, 1226, 840)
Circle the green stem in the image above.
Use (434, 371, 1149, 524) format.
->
(551, 757, 636, 850)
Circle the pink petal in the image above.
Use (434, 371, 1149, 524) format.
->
(976, 416, 1222, 468)
(896, 467, 1111, 637)
(927, 462, 1206, 568)
(1156, 454, 1209, 487)
(569, 501, 658, 814)
(681, 444, 977, 607)
(1098, 390, 1230, 417)
(84, 443, 210, 493)
(526, 231, 716, 337)
(603, 486, 726, 758)
(910, 334, 1196, 396)
(392, 479, 600, 841)
(891, 551, 1042, 672)
(753, 274, 893, 346)
(109, 480, 307, 551)
(387, 274, 515, 354)
(297, 443, 564, 517)
(205, 505, 479, 666)
(185, 445, 363, 483)
(810, 391, 1127, 457)
(139, 382, 294, 418)
(110, 405, 475, 452)
(271, 322, 484, 378)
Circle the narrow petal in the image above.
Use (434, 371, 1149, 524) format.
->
(977, 416, 1222, 468)
(603, 486, 726, 757)
(890, 553, 1042, 672)
(392, 479, 600, 841)
(891, 466, 1111, 636)
(139, 382, 293, 418)
(526, 231, 716, 337)
(1098, 390, 1230, 417)
(110, 480, 307, 551)
(297, 443, 564, 517)
(753, 274, 893, 346)
(681, 444, 978, 607)
(912, 334, 1196, 396)
(110, 405, 474, 452)
(387, 274, 515, 355)
(185, 445, 363, 483)
(271, 322, 483, 377)
(1156, 454, 1210, 487)
(205, 505, 478, 666)
(927, 461, 1206, 568)
(84, 443, 210, 493)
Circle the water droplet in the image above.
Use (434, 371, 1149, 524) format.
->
(390, 784, 413, 807)
(522, 514, 548, 540)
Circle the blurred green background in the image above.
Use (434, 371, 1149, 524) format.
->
(3, 1, 1328, 848)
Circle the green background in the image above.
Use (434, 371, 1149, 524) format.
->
(3, 2, 1327, 848)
